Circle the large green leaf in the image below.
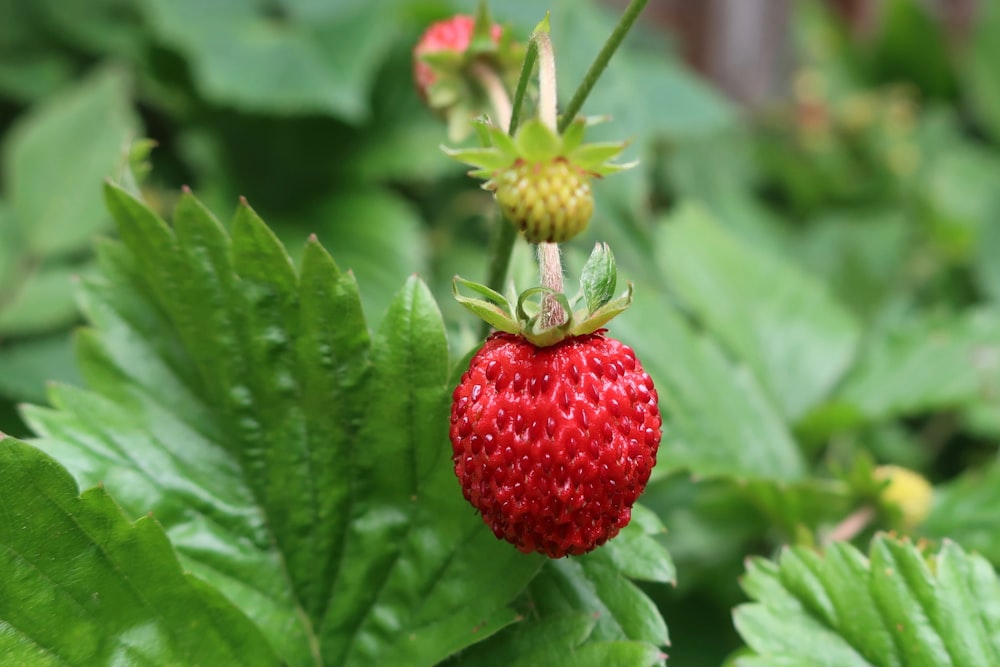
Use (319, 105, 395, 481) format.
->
(615, 285, 807, 482)
(0, 261, 90, 336)
(0, 333, 80, 403)
(658, 205, 862, 421)
(836, 308, 1000, 421)
(922, 463, 1000, 567)
(965, 0, 1000, 144)
(450, 505, 672, 667)
(2, 66, 138, 256)
(0, 435, 279, 665)
(20, 184, 547, 665)
(734, 534, 1000, 666)
(142, 0, 401, 122)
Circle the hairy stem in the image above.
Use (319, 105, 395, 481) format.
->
(823, 506, 876, 545)
(558, 0, 650, 132)
(532, 30, 566, 327)
(538, 242, 566, 327)
(471, 62, 512, 131)
(534, 32, 558, 132)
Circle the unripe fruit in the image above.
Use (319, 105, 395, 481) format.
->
(874, 465, 933, 528)
(450, 331, 661, 558)
(493, 158, 595, 244)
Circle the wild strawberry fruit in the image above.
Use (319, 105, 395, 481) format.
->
(450, 244, 660, 557)
(412, 9, 522, 140)
(445, 118, 634, 243)
(450, 331, 661, 557)
(413, 15, 502, 100)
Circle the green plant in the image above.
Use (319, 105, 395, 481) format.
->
(4, 1, 1000, 665)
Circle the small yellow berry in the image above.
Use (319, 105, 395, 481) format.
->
(874, 465, 934, 528)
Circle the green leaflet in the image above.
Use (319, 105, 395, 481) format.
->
(0, 435, 279, 665)
(21, 184, 547, 665)
(2, 66, 138, 257)
(615, 279, 806, 482)
(142, 0, 399, 121)
(658, 204, 862, 422)
(733, 534, 1000, 666)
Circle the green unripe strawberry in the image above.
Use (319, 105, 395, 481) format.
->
(493, 158, 594, 243)
(445, 118, 634, 244)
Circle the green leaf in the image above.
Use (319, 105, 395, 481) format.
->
(966, 0, 1000, 143)
(615, 284, 807, 482)
(0, 435, 280, 665)
(836, 308, 1000, 421)
(307, 190, 430, 329)
(22, 184, 545, 665)
(734, 535, 1000, 666)
(3, 66, 138, 256)
(0, 333, 81, 403)
(142, 0, 398, 122)
(922, 463, 1000, 566)
(454, 508, 672, 667)
(658, 204, 862, 421)
(448, 613, 598, 667)
(0, 261, 90, 337)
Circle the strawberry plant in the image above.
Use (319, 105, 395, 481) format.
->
(4, 1, 1000, 665)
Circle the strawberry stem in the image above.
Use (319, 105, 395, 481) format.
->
(558, 0, 650, 133)
(471, 61, 512, 131)
(538, 242, 566, 327)
(535, 31, 558, 132)
(508, 38, 538, 134)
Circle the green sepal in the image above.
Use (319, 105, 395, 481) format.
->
(522, 290, 574, 347)
(515, 285, 554, 323)
(561, 118, 587, 153)
(580, 242, 617, 313)
(570, 142, 631, 170)
(532, 12, 551, 37)
(453, 243, 634, 347)
(440, 146, 512, 171)
(514, 119, 561, 161)
(571, 283, 634, 336)
(453, 276, 521, 334)
(470, 0, 499, 54)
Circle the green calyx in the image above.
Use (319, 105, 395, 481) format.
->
(453, 242, 633, 347)
(443, 116, 636, 186)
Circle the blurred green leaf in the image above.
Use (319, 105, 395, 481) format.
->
(920, 142, 1000, 260)
(21, 184, 551, 665)
(966, 0, 1000, 143)
(865, 0, 955, 99)
(734, 535, 1000, 666)
(143, 0, 401, 122)
(793, 210, 909, 318)
(837, 308, 1000, 421)
(0, 436, 280, 665)
(923, 463, 1000, 567)
(0, 262, 89, 337)
(658, 204, 862, 421)
(0, 333, 80, 403)
(3, 66, 139, 256)
(615, 289, 806, 482)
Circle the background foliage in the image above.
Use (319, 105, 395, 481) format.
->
(3, 0, 1000, 664)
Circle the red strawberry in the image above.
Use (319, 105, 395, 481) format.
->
(450, 330, 661, 558)
(413, 14, 503, 101)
